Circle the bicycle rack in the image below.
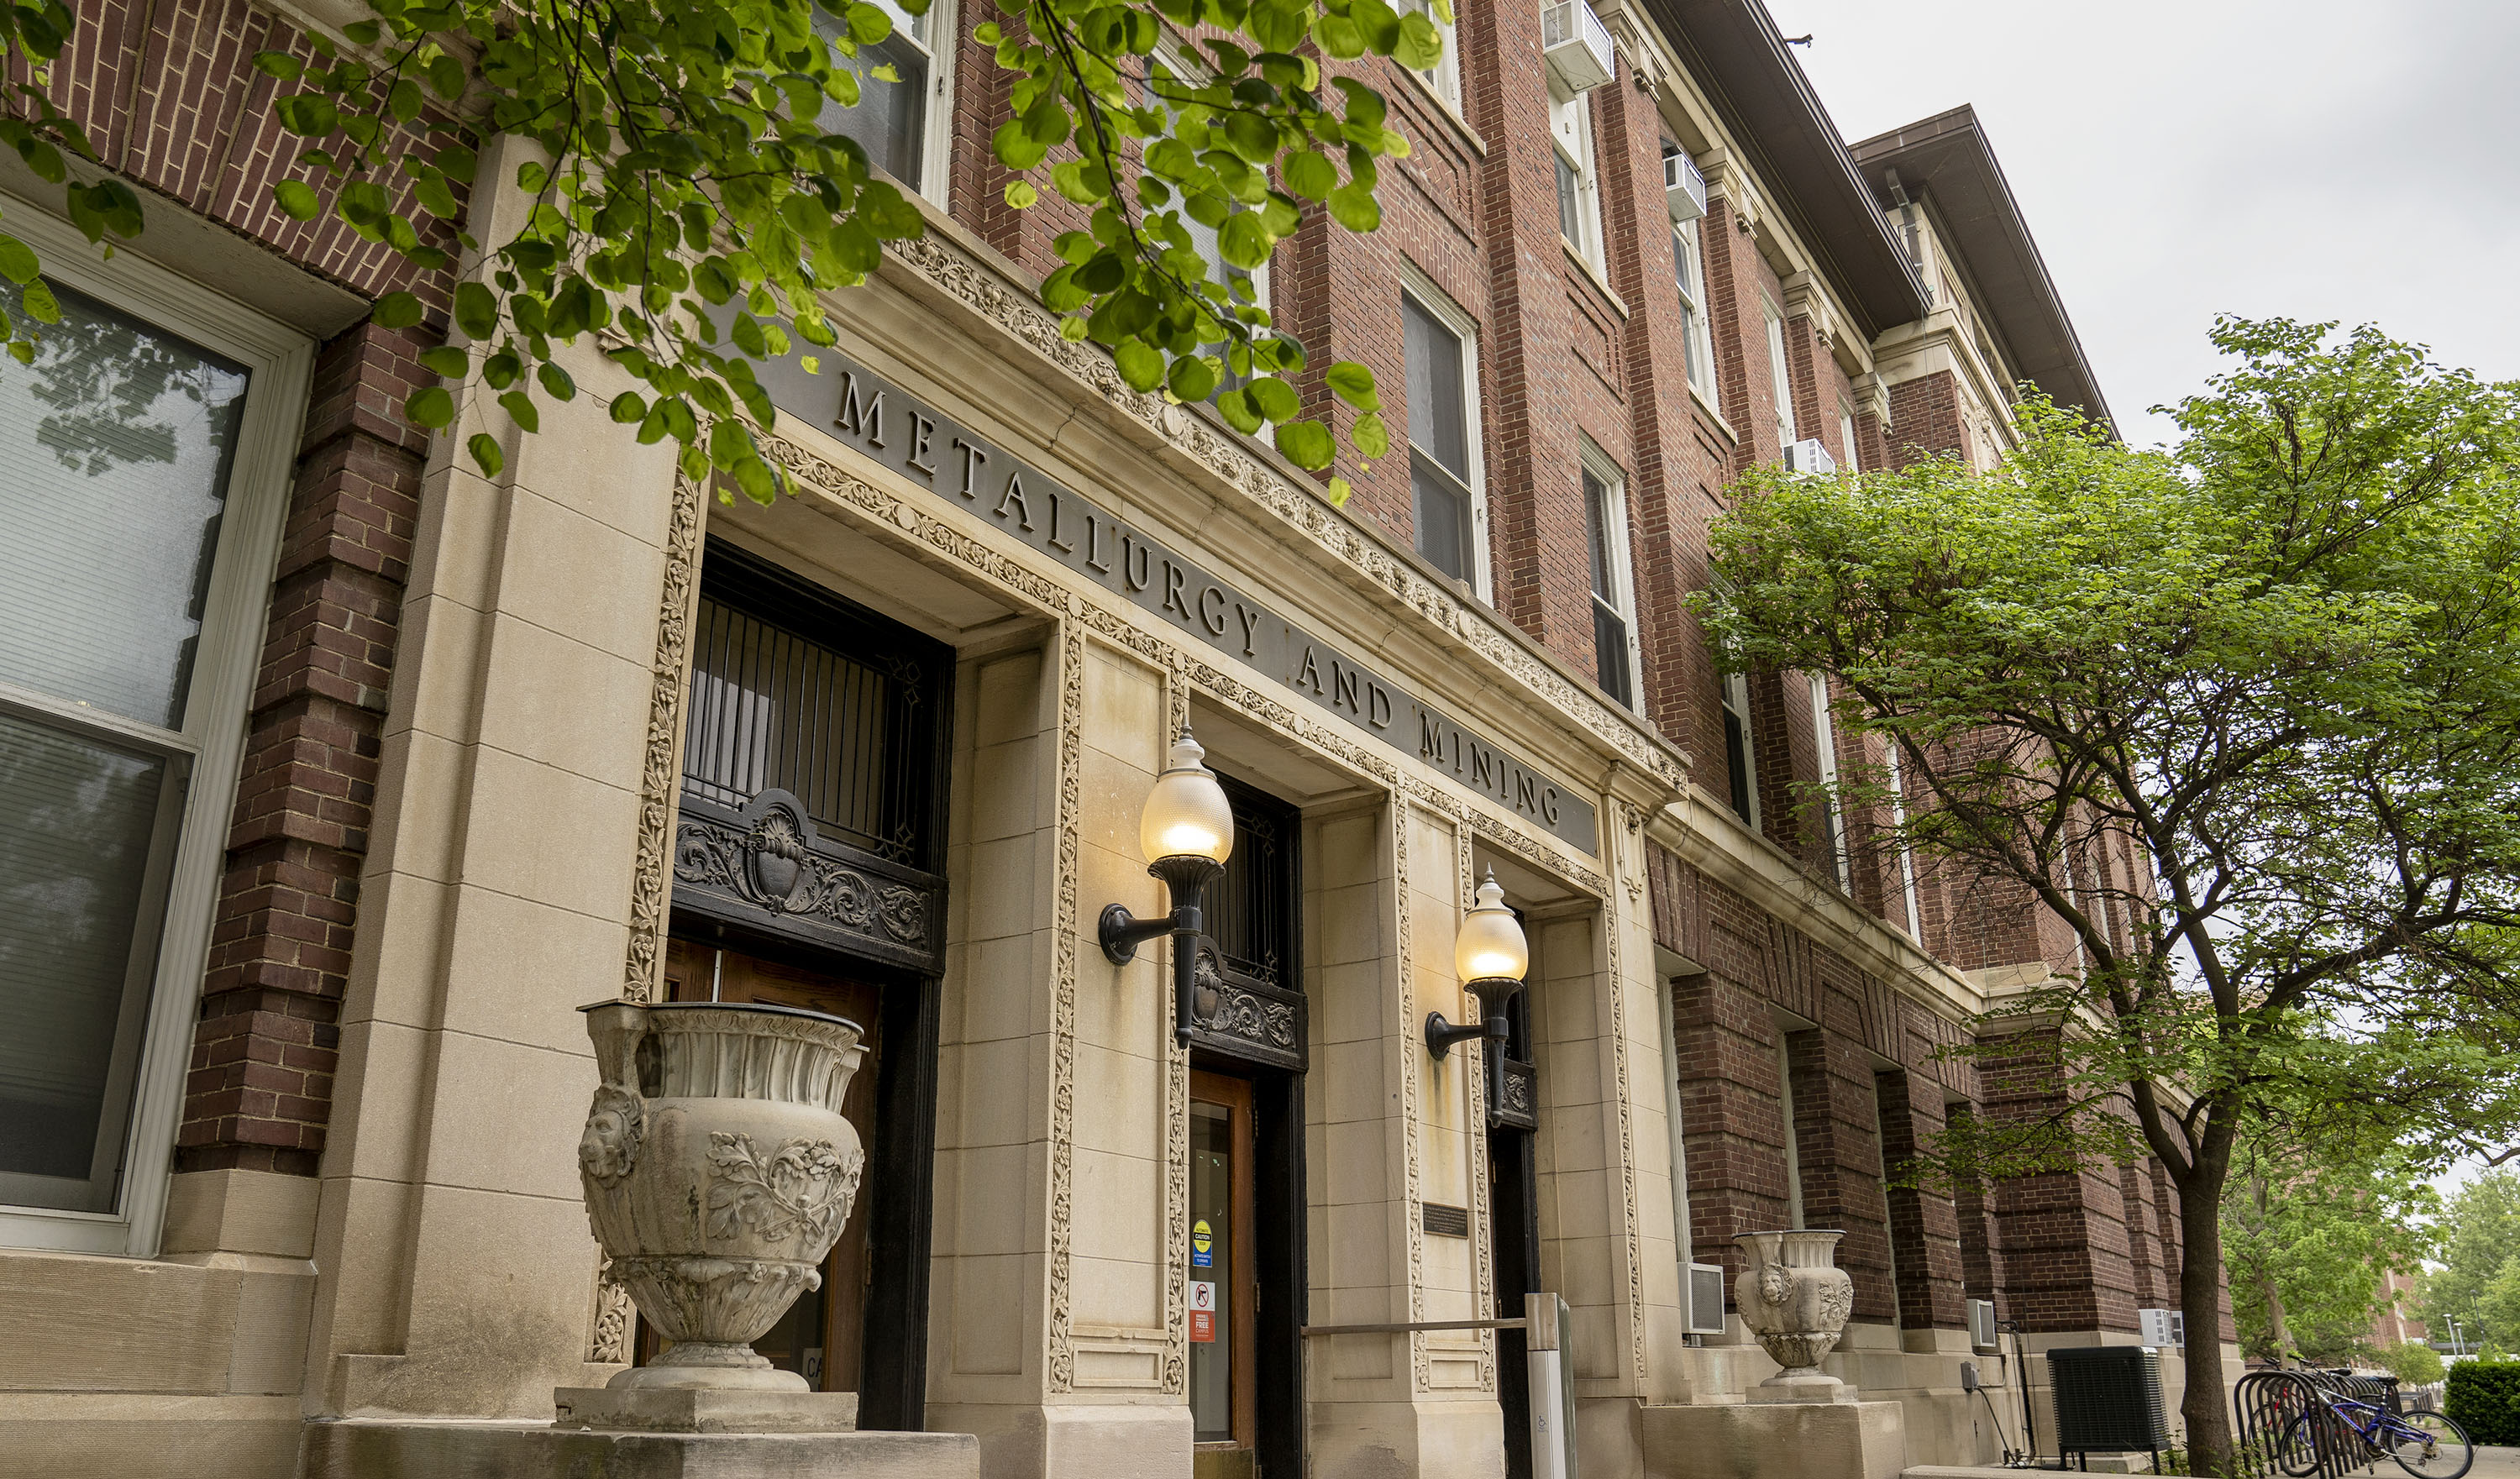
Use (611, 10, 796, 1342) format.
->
(2234, 1368, 2361, 1479)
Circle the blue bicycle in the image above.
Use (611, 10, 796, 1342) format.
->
(2274, 1384, 2471, 1478)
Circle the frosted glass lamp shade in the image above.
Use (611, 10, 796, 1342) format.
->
(1454, 870, 1528, 985)
(1139, 730, 1234, 865)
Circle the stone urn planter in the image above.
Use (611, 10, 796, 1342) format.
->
(1733, 1229, 1856, 1403)
(577, 999, 868, 1392)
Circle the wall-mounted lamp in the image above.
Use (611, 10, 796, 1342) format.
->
(1100, 727, 1235, 1048)
(1425, 868, 1530, 1059)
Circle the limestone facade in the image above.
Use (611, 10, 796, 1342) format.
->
(0, 0, 2231, 1476)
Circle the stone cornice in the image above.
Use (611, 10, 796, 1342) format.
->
(865, 196, 1693, 811)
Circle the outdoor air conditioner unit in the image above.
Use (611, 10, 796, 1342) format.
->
(1663, 149, 1708, 223)
(1969, 1297, 1999, 1353)
(1685, 1261, 1729, 1336)
(1541, 0, 1615, 94)
(1783, 438, 1835, 475)
(2138, 1307, 2186, 1348)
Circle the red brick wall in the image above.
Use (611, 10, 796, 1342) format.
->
(178, 323, 434, 1175)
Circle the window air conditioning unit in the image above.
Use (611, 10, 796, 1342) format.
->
(2139, 1307, 2186, 1348)
(1783, 438, 1835, 475)
(1969, 1297, 1999, 1353)
(1686, 1261, 1730, 1336)
(1541, 0, 1615, 94)
(1663, 149, 1707, 223)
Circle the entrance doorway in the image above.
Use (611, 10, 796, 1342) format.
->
(646, 937, 884, 1392)
(1190, 1071, 1259, 1474)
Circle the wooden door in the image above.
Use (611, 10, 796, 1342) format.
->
(651, 936, 884, 1392)
(1189, 1069, 1259, 1477)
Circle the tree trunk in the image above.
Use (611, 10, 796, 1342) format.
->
(2179, 1162, 2238, 1471)
(2257, 1270, 2293, 1366)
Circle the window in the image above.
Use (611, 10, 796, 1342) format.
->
(1837, 398, 1858, 472)
(1672, 218, 1715, 396)
(1808, 674, 1850, 890)
(1720, 671, 1760, 830)
(1549, 87, 1601, 265)
(1404, 289, 1483, 590)
(1883, 741, 1923, 942)
(1582, 457, 1636, 709)
(1761, 295, 1797, 449)
(816, 0, 954, 202)
(1398, 0, 1462, 110)
(0, 206, 310, 1255)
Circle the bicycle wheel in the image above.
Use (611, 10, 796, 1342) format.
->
(2389, 1410, 2474, 1479)
(2271, 1413, 2324, 1478)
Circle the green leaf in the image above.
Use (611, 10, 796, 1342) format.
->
(1247, 375, 1298, 422)
(1327, 184, 1381, 233)
(1393, 10, 1444, 69)
(419, 346, 469, 378)
(453, 280, 498, 340)
(1284, 149, 1336, 201)
(1352, 410, 1390, 459)
(609, 391, 648, 424)
(252, 51, 303, 81)
(467, 432, 503, 477)
(1219, 211, 1271, 270)
(371, 290, 425, 328)
(1005, 180, 1039, 209)
(0, 234, 39, 286)
(1325, 361, 1378, 411)
(18, 279, 59, 324)
(1274, 419, 1333, 469)
(404, 385, 455, 428)
(538, 362, 576, 401)
(1326, 475, 1353, 506)
(1113, 338, 1164, 393)
(497, 390, 539, 433)
(273, 179, 322, 221)
(1215, 386, 1263, 434)
(1167, 355, 1218, 403)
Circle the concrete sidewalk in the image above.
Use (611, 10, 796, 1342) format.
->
(1906, 1445, 2520, 1477)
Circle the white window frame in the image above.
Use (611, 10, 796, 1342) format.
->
(1883, 739, 1923, 943)
(1837, 397, 1858, 473)
(1579, 441, 1641, 710)
(1761, 293, 1797, 450)
(1672, 217, 1716, 396)
(1399, 264, 1490, 601)
(832, 0, 957, 207)
(0, 193, 313, 1256)
(1549, 84, 1604, 269)
(1398, 0, 1462, 113)
(1720, 669, 1761, 831)
(1808, 673, 1851, 891)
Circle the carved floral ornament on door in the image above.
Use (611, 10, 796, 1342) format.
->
(742, 338, 1601, 855)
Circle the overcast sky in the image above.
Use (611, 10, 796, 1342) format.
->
(1761, 0, 2520, 450)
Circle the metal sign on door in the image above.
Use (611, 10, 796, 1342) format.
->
(1189, 1280, 1217, 1343)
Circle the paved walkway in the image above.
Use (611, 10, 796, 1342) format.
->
(1907, 1448, 2520, 1477)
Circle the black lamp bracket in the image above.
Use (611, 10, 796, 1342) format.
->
(1099, 854, 1225, 1049)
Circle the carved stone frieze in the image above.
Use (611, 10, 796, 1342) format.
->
(671, 788, 943, 973)
(1047, 627, 1084, 1393)
(1493, 1057, 1538, 1132)
(623, 469, 706, 1004)
(1185, 942, 1305, 1073)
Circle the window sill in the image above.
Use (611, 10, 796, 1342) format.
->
(1394, 62, 1488, 157)
(1560, 240, 1629, 318)
(1688, 382, 1737, 443)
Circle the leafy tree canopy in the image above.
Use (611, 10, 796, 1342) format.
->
(2426, 1167, 2520, 1351)
(1702, 317, 2520, 1467)
(0, 0, 1425, 501)
(2223, 1120, 2435, 1365)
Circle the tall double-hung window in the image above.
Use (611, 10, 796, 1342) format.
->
(1761, 294, 1797, 449)
(816, 0, 955, 202)
(1582, 454, 1637, 709)
(1808, 674, 1850, 890)
(1404, 287, 1485, 592)
(1672, 219, 1715, 396)
(1398, 0, 1462, 109)
(1720, 670, 1760, 829)
(1550, 87, 1603, 267)
(0, 209, 309, 1255)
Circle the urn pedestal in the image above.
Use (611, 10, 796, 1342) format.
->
(1733, 1229, 1857, 1403)
(569, 999, 869, 1430)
